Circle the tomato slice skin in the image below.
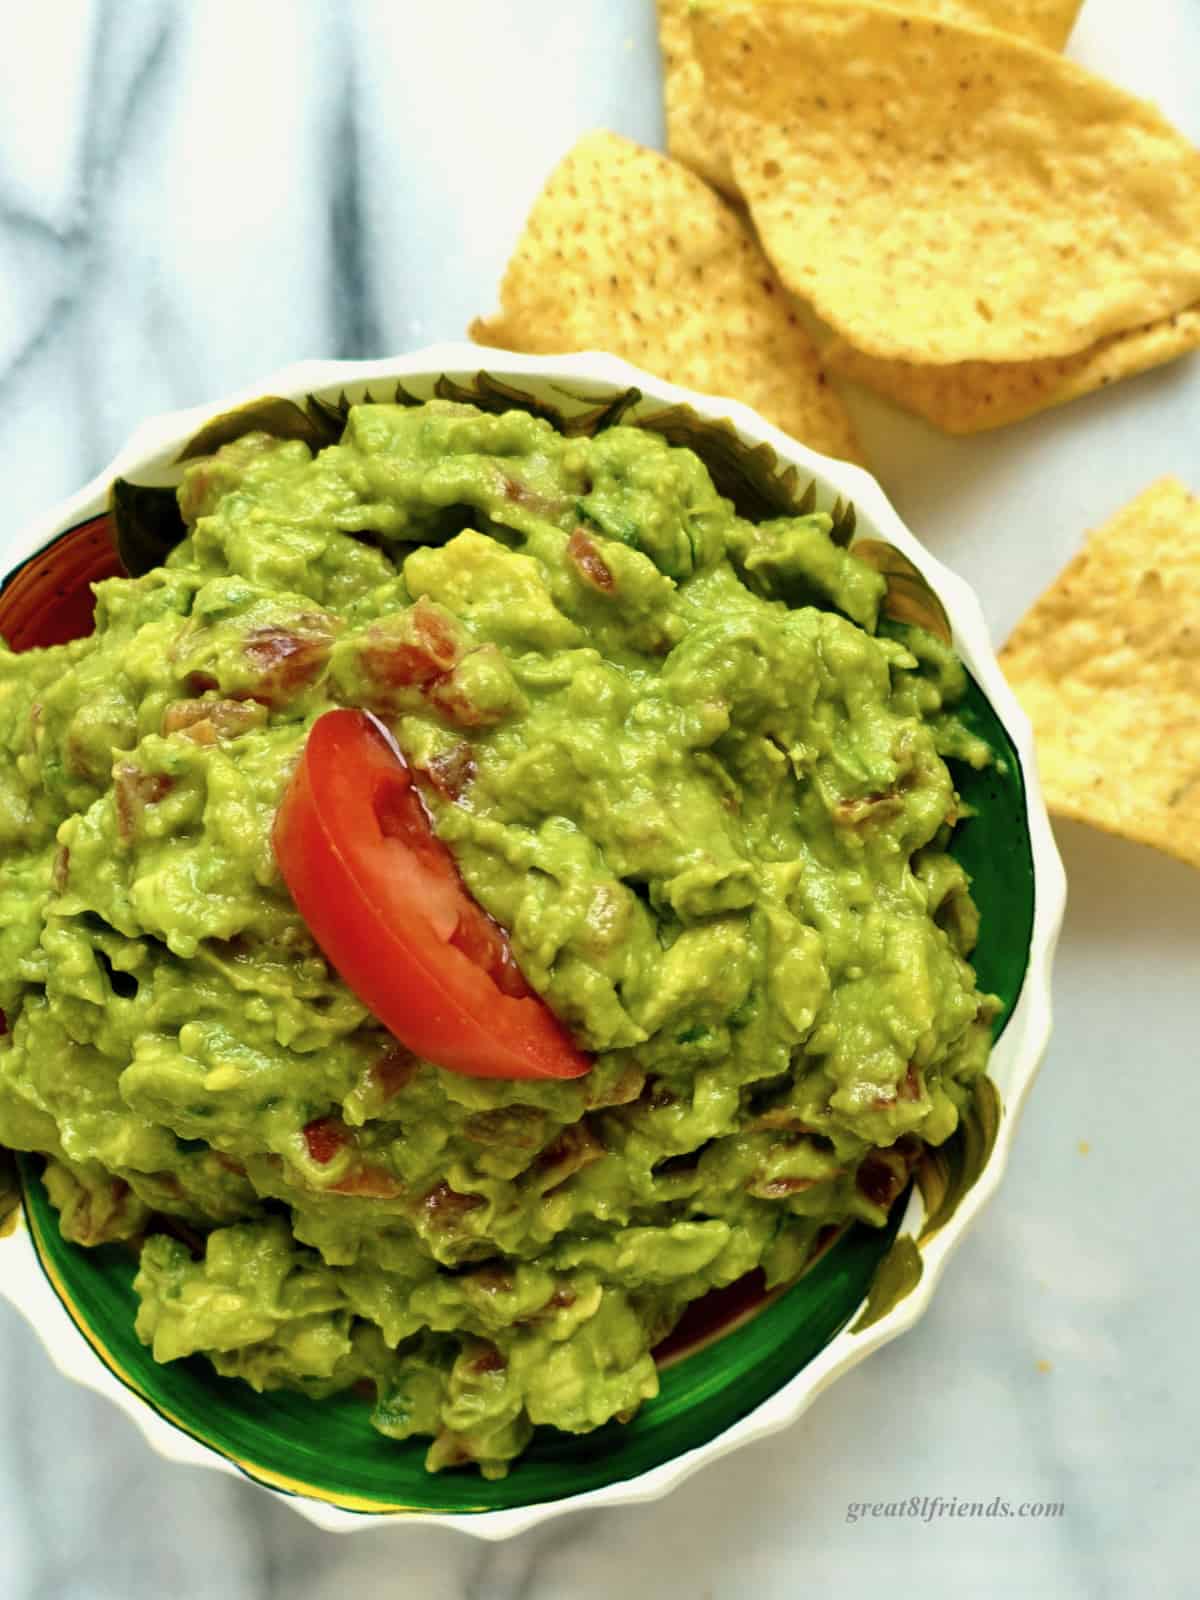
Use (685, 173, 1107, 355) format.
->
(273, 708, 590, 1081)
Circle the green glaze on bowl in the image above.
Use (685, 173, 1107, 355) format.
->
(20, 1155, 903, 1514)
(950, 670, 1035, 1036)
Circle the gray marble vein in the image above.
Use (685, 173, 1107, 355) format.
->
(1, 0, 1199, 1596)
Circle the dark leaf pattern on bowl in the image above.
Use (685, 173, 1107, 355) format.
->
(0, 1147, 19, 1239)
(852, 538, 953, 644)
(849, 1235, 924, 1333)
(109, 479, 187, 580)
(914, 1074, 1003, 1243)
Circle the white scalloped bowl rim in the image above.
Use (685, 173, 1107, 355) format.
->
(0, 343, 1066, 1540)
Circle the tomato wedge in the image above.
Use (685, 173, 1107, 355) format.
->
(272, 708, 589, 1080)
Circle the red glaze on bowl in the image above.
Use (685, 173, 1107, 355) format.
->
(0, 515, 122, 651)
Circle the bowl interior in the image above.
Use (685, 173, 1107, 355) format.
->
(11, 365, 1035, 1515)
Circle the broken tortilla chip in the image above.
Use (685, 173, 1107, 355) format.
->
(658, 0, 1083, 197)
(469, 130, 862, 464)
(691, 0, 1200, 365)
(1001, 479, 1200, 870)
(827, 304, 1200, 432)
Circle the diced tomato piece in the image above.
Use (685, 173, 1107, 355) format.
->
(370, 1043, 419, 1102)
(420, 743, 477, 801)
(360, 598, 461, 689)
(327, 1166, 404, 1199)
(114, 765, 174, 842)
(567, 528, 616, 593)
(302, 1116, 350, 1165)
(243, 618, 336, 706)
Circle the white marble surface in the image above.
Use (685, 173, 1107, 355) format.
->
(0, 1, 1197, 1594)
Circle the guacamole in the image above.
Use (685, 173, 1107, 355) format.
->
(0, 401, 996, 1475)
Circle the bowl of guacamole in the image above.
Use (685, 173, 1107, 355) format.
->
(0, 346, 1064, 1534)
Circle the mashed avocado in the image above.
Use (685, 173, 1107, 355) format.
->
(0, 401, 997, 1475)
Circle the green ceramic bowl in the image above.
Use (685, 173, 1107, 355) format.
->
(0, 347, 1065, 1537)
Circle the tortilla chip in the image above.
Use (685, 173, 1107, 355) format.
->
(691, 1, 1200, 365)
(1000, 479, 1200, 870)
(469, 131, 862, 464)
(827, 304, 1200, 432)
(952, 0, 1082, 46)
(658, 0, 1083, 197)
(658, 0, 738, 196)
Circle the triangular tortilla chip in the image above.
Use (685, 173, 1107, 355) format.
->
(827, 305, 1200, 432)
(691, 1, 1200, 364)
(1001, 479, 1200, 869)
(658, 0, 1083, 198)
(658, 0, 738, 196)
(470, 131, 862, 464)
(953, 0, 1082, 45)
